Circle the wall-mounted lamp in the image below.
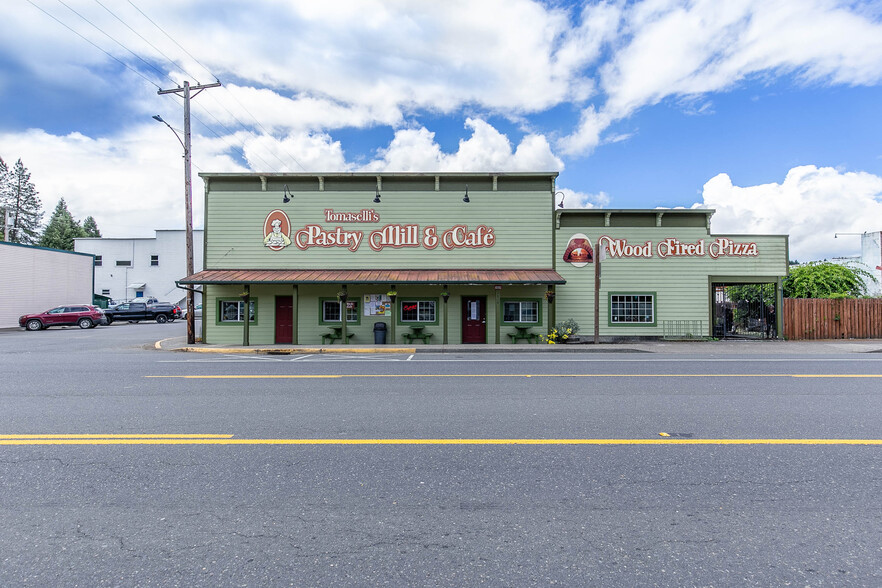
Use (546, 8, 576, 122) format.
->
(554, 191, 565, 209)
(463, 185, 470, 203)
(282, 184, 293, 203)
(373, 189, 381, 204)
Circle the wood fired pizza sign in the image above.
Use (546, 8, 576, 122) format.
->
(262, 209, 495, 252)
(563, 233, 759, 265)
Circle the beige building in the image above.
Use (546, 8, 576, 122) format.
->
(0, 242, 96, 329)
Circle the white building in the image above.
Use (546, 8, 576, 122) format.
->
(74, 230, 204, 305)
(831, 231, 882, 296)
(0, 242, 96, 328)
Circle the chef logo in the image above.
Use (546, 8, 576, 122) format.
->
(263, 209, 292, 251)
(563, 233, 593, 267)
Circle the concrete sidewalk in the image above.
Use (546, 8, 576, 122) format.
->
(154, 336, 882, 355)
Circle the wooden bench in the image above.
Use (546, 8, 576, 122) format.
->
(321, 329, 355, 344)
(508, 326, 539, 343)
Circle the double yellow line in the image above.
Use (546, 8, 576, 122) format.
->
(145, 373, 882, 379)
(3, 435, 882, 446)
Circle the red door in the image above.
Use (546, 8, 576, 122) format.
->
(275, 296, 293, 343)
(461, 296, 486, 343)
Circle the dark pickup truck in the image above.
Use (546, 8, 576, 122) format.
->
(104, 302, 181, 324)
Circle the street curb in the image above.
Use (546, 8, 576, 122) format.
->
(175, 346, 418, 354)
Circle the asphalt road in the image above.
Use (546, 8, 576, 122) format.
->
(2, 322, 882, 586)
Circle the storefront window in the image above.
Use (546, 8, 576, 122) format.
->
(401, 300, 436, 323)
(321, 299, 359, 323)
(503, 300, 539, 323)
(219, 299, 256, 323)
(610, 293, 655, 324)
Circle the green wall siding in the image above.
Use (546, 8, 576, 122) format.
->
(204, 283, 550, 345)
(555, 228, 788, 337)
(205, 190, 552, 270)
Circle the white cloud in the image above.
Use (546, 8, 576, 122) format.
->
(1, 0, 593, 131)
(0, 118, 563, 236)
(0, 127, 242, 238)
(366, 118, 563, 172)
(557, 188, 610, 209)
(561, 0, 882, 155)
(694, 165, 882, 262)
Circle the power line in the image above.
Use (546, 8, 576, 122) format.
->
(55, 0, 172, 86)
(92, 0, 203, 84)
(126, 0, 216, 83)
(24, 0, 161, 90)
(125, 0, 308, 171)
(88, 0, 285, 170)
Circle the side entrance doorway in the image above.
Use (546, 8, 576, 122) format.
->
(462, 296, 486, 343)
(275, 295, 293, 343)
(712, 283, 777, 339)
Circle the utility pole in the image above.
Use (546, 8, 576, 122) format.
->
(157, 80, 221, 344)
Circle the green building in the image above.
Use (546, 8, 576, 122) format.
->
(180, 172, 788, 345)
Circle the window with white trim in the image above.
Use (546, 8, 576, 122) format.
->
(219, 300, 256, 322)
(94, 255, 102, 267)
(610, 294, 654, 324)
(150, 255, 159, 266)
(503, 300, 539, 323)
(321, 300, 358, 323)
(401, 300, 436, 323)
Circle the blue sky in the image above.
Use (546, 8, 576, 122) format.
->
(1, 0, 882, 265)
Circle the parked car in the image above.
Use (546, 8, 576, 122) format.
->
(19, 305, 107, 330)
(104, 302, 179, 324)
(181, 303, 202, 319)
(148, 302, 182, 321)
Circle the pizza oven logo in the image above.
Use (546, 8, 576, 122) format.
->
(263, 209, 292, 251)
(562, 233, 593, 267)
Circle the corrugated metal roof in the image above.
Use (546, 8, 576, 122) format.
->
(179, 269, 565, 285)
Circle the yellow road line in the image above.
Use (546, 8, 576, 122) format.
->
(0, 434, 234, 439)
(145, 373, 882, 379)
(3, 438, 882, 446)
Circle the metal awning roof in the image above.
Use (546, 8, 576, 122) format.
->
(178, 269, 565, 285)
(127, 283, 146, 289)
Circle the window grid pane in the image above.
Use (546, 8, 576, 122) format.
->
(502, 301, 538, 323)
(323, 301, 340, 322)
(611, 295, 654, 323)
(401, 301, 436, 323)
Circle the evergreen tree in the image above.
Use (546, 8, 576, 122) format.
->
(5, 159, 43, 244)
(40, 197, 87, 251)
(0, 157, 9, 241)
(82, 215, 101, 237)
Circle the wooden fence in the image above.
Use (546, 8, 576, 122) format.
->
(784, 298, 882, 340)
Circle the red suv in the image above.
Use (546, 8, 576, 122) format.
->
(19, 305, 107, 330)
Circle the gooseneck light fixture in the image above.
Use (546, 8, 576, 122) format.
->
(374, 189, 381, 204)
(282, 184, 292, 203)
(554, 190, 565, 208)
(463, 185, 470, 203)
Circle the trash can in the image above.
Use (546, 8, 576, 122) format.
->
(373, 321, 387, 344)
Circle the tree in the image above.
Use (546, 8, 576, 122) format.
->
(0, 157, 9, 241)
(40, 198, 87, 251)
(783, 261, 876, 299)
(82, 216, 101, 237)
(2, 158, 43, 244)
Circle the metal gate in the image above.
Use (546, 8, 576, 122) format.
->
(713, 283, 777, 339)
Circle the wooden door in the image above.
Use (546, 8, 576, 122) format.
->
(461, 296, 486, 343)
(275, 296, 293, 343)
